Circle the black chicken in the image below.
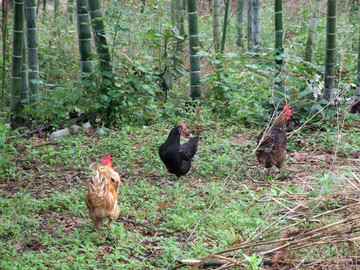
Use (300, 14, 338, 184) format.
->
(159, 122, 199, 179)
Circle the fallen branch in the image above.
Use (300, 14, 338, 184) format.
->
(117, 217, 154, 234)
(33, 142, 58, 147)
(263, 258, 360, 266)
(33, 121, 45, 138)
(27, 113, 97, 135)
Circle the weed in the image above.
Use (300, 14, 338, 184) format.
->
(0, 124, 17, 173)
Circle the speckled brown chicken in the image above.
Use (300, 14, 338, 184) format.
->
(86, 156, 121, 238)
(256, 105, 292, 174)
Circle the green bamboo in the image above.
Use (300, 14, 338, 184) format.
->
(348, 0, 358, 23)
(187, 0, 201, 99)
(220, 0, 230, 53)
(36, 0, 40, 14)
(54, 0, 60, 17)
(68, 0, 75, 22)
(20, 30, 28, 103)
(10, 0, 25, 121)
(171, 0, 176, 24)
(324, 0, 336, 101)
(274, 0, 283, 65)
(76, 0, 94, 77)
(212, 0, 221, 52)
(141, 0, 146, 13)
(304, 0, 322, 62)
(43, 0, 46, 13)
(356, 20, 360, 100)
(235, 0, 244, 47)
(253, 0, 261, 50)
(246, 0, 253, 50)
(26, 0, 39, 105)
(1, 0, 8, 102)
(87, 0, 113, 87)
(175, 0, 185, 37)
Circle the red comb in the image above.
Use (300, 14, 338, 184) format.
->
(179, 122, 187, 130)
(282, 105, 292, 120)
(100, 156, 112, 165)
(283, 105, 291, 111)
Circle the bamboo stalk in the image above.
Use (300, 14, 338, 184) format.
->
(68, 0, 75, 22)
(175, 0, 185, 37)
(235, 0, 244, 47)
(1, 0, 8, 104)
(304, 0, 322, 62)
(324, 0, 337, 101)
(20, 27, 28, 104)
(212, 0, 221, 52)
(252, 0, 261, 50)
(76, 0, 94, 77)
(10, 0, 25, 122)
(220, 0, 230, 53)
(25, 0, 39, 106)
(87, 0, 113, 88)
(274, 0, 283, 65)
(246, 0, 253, 50)
(43, 0, 47, 13)
(356, 20, 360, 100)
(187, 0, 201, 99)
(54, 0, 60, 17)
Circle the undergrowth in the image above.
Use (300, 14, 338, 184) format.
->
(1, 117, 360, 268)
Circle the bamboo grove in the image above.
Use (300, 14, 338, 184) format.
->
(2, 0, 360, 125)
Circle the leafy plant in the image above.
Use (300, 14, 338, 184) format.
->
(0, 123, 17, 173)
(242, 253, 263, 270)
(145, 25, 187, 102)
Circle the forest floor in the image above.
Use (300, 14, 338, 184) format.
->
(1, 121, 360, 269)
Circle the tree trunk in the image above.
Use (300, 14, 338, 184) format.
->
(236, 0, 244, 47)
(25, 0, 39, 106)
(304, 0, 322, 62)
(10, 0, 25, 122)
(212, 0, 221, 52)
(76, 0, 94, 78)
(187, 0, 201, 99)
(220, 0, 230, 53)
(324, 0, 336, 101)
(87, 0, 113, 88)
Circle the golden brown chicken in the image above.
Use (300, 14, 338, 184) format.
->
(256, 105, 292, 174)
(86, 156, 121, 238)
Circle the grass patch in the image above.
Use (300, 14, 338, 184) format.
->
(1, 121, 360, 268)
